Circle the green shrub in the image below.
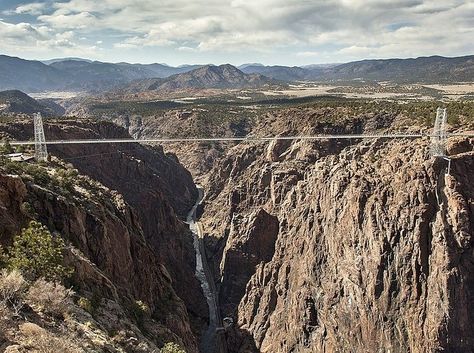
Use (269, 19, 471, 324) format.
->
(77, 291, 102, 317)
(5, 221, 73, 281)
(55, 168, 79, 194)
(161, 342, 186, 353)
(15, 145, 26, 153)
(20, 202, 37, 219)
(0, 140, 14, 154)
(130, 300, 150, 327)
(24, 164, 51, 185)
(78, 297, 94, 315)
(2, 160, 23, 174)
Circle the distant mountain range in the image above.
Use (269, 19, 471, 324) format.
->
(1, 54, 473, 92)
(241, 56, 474, 82)
(318, 56, 474, 83)
(240, 65, 311, 81)
(41, 57, 93, 65)
(0, 55, 205, 92)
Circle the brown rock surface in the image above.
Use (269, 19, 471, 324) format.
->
(200, 110, 474, 352)
(0, 169, 198, 352)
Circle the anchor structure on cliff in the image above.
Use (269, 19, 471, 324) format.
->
(430, 107, 451, 174)
(33, 112, 48, 162)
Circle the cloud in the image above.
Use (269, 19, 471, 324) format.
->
(296, 51, 321, 57)
(177, 46, 197, 52)
(14, 2, 46, 15)
(0, 0, 472, 63)
(0, 18, 99, 57)
(0, 20, 46, 40)
(38, 11, 97, 29)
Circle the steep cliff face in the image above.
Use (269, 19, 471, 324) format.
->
(0, 167, 196, 351)
(1, 120, 209, 323)
(201, 108, 474, 352)
(0, 119, 207, 352)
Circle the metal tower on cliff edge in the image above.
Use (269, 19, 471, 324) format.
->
(33, 112, 48, 162)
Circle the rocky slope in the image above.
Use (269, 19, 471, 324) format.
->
(0, 90, 64, 116)
(0, 165, 193, 352)
(199, 108, 474, 352)
(3, 104, 473, 352)
(0, 119, 208, 352)
(109, 110, 247, 180)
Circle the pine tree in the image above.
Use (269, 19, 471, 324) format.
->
(5, 221, 73, 281)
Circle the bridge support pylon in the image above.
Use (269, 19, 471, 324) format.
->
(430, 108, 451, 174)
(431, 108, 447, 157)
(33, 112, 48, 162)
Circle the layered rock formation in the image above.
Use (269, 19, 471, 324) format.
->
(200, 108, 474, 352)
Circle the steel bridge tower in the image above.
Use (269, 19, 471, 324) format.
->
(431, 107, 451, 174)
(33, 112, 48, 162)
(431, 107, 447, 157)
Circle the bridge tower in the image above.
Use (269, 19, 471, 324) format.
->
(33, 112, 48, 162)
(431, 108, 451, 174)
(431, 107, 447, 157)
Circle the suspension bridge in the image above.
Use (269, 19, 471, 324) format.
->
(5, 108, 471, 172)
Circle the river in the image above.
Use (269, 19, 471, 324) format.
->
(187, 186, 227, 353)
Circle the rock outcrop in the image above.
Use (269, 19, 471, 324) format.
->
(201, 108, 474, 352)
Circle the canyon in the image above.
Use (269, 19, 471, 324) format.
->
(1, 103, 474, 353)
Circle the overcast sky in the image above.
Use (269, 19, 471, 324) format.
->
(0, 0, 473, 66)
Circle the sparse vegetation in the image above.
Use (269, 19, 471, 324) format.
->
(4, 221, 73, 281)
(55, 168, 79, 193)
(77, 297, 94, 314)
(161, 342, 187, 353)
(17, 322, 84, 353)
(26, 278, 74, 317)
(0, 139, 14, 154)
(130, 299, 151, 327)
(77, 291, 102, 316)
(0, 269, 27, 315)
(0, 302, 11, 343)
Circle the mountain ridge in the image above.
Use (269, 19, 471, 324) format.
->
(1, 54, 474, 93)
(123, 64, 278, 92)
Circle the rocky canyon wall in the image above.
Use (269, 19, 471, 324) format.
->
(201, 108, 474, 352)
(0, 119, 207, 352)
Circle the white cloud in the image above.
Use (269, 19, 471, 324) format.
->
(14, 2, 46, 16)
(0, 0, 473, 63)
(177, 46, 197, 52)
(38, 11, 97, 29)
(0, 20, 46, 40)
(0, 19, 99, 57)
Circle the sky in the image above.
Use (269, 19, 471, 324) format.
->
(0, 0, 473, 66)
